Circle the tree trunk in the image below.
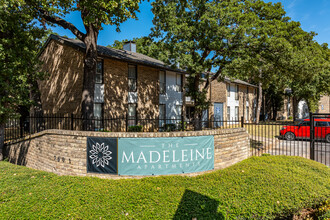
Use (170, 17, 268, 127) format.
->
(193, 111, 202, 131)
(192, 74, 202, 131)
(0, 123, 4, 161)
(273, 103, 278, 121)
(292, 96, 298, 122)
(256, 82, 262, 123)
(81, 27, 98, 130)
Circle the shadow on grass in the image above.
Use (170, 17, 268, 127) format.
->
(173, 189, 224, 220)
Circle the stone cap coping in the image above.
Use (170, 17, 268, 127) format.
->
(7, 128, 247, 144)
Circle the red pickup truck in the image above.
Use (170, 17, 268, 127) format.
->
(280, 118, 330, 142)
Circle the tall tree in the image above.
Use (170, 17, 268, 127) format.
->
(150, 0, 300, 127)
(221, 0, 305, 123)
(25, 0, 141, 128)
(151, 0, 258, 129)
(288, 41, 330, 119)
(0, 1, 46, 160)
(221, 2, 329, 121)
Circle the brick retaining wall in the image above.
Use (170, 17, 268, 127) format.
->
(5, 128, 249, 179)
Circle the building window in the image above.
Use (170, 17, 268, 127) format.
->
(246, 87, 249, 101)
(94, 60, 104, 130)
(235, 106, 239, 121)
(227, 84, 230, 97)
(176, 74, 183, 92)
(95, 60, 103, 84)
(159, 71, 166, 94)
(94, 103, 103, 118)
(93, 103, 103, 130)
(227, 106, 230, 120)
(159, 104, 166, 120)
(128, 64, 137, 92)
(159, 104, 166, 128)
(235, 85, 239, 100)
(175, 105, 182, 120)
(128, 103, 137, 126)
(253, 99, 257, 117)
(246, 106, 249, 121)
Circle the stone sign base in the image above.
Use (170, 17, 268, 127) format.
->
(5, 128, 249, 179)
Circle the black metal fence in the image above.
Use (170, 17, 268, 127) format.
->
(244, 113, 330, 166)
(4, 113, 241, 143)
(5, 112, 329, 166)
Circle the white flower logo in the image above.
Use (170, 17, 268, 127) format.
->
(89, 142, 112, 167)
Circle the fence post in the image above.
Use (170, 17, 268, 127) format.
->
(241, 116, 244, 128)
(20, 116, 24, 138)
(0, 123, 4, 161)
(71, 113, 74, 130)
(309, 112, 315, 160)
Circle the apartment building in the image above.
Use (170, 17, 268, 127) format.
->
(38, 35, 185, 129)
(186, 76, 258, 125)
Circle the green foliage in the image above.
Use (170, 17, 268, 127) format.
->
(0, 156, 329, 219)
(149, 0, 296, 120)
(25, 0, 141, 34)
(128, 125, 143, 132)
(225, 2, 330, 114)
(165, 123, 176, 132)
(150, 0, 330, 119)
(178, 121, 187, 131)
(288, 42, 330, 112)
(0, 1, 46, 124)
(264, 84, 285, 120)
(21, 0, 142, 120)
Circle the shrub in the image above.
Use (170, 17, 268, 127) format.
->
(165, 123, 176, 131)
(178, 121, 187, 131)
(128, 125, 143, 132)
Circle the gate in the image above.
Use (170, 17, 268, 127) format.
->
(310, 113, 330, 165)
(244, 113, 330, 166)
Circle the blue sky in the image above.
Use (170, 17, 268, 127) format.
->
(51, 0, 330, 47)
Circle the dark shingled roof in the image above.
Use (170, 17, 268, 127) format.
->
(205, 72, 258, 88)
(44, 34, 186, 74)
(224, 77, 258, 88)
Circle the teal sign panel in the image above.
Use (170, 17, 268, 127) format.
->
(118, 136, 214, 175)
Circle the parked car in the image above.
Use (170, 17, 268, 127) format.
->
(280, 118, 330, 142)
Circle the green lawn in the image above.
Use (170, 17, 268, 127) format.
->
(244, 124, 284, 139)
(0, 156, 329, 219)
